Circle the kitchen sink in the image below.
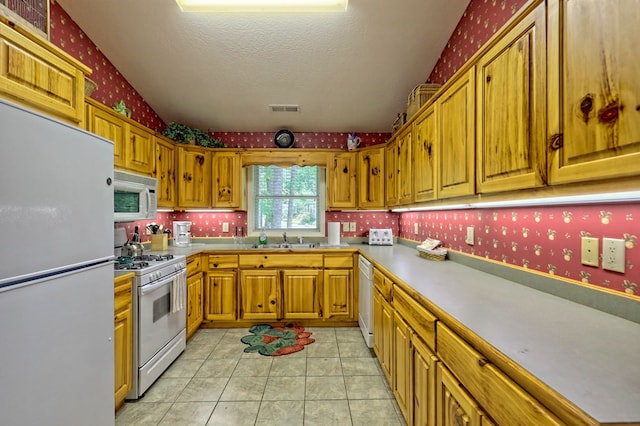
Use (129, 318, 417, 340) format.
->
(251, 242, 320, 249)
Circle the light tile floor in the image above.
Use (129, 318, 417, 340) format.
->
(116, 327, 407, 426)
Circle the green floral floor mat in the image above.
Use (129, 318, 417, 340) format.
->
(240, 324, 315, 356)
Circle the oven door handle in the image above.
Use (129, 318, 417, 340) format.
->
(140, 277, 172, 296)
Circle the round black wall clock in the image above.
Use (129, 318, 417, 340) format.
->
(274, 129, 295, 148)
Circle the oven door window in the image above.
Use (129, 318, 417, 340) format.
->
(114, 190, 140, 213)
(153, 292, 171, 323)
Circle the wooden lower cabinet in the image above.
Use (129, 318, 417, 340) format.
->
(413, 336, 438, 426)
(283, 269, 322, 320)
(393, 312, 413, 422)
(114, 274, 133, 411)
(239, 269, 280, 321)
(373, 287, 393, 383)
(204, 270, 237, 321)
(323, 268, 353, 320)
(204, 254, 238, 322)
(437, 363, 484, 426)
(186, 271, 204, 340)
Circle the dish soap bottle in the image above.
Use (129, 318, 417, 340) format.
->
(258, 228, 268, 246)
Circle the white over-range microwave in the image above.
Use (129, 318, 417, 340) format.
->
(114, 170, 158, 222)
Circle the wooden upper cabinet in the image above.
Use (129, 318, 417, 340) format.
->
(126, 123, 155, 176)
(177, 145, 211, 208)
(476, 3, 546, 193)
(0, 19, 89, 125)
(413, 104, 437, 202)
(357, 145, 386, 209)
(212, 151, 242, 209)
(86, 101, 126, 168)
(397, 128, 413, 205)
(437, 67, 476, 199)
(547, 0, 640, 184)
(155, 136, 176, 209)
(385, 139, 398, 207)
(327, 152, 357, 210)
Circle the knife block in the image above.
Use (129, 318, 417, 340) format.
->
(150, 234, 168, 251)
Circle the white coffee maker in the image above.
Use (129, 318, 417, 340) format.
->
(172, 221, 192, 247)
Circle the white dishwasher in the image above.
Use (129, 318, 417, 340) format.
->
(358, 255, 374, 347)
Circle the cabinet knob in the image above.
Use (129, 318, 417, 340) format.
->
(270, 300, 276, 305)
(478, 358, 488, 367)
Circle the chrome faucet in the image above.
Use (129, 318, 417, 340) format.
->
(282, 232, 288, 244)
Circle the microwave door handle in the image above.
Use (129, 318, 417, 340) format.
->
(144, 188, 151, 218)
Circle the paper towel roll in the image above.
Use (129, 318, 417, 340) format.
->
(328, 222, 340, 246)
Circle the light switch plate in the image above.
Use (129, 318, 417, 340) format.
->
(349, 222, 356, 232)
(342, 222, 350, 232)
(580, 237, 599, 267)
(222, 222, 229, 233)
(414, 223, 419, 235)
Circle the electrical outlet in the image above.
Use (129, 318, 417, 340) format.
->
(414, 222, 419, 235)
(580, 237, 599, 266)
(349, 222, 356, 232)
(465, 226, 474, 245)
(602, 238, 625, 273)
(222, 222, 229, 233)
(342, 222, 350, 232)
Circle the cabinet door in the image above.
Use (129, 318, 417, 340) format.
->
(322, 269, 353, 320)
(282, 269, 321, 320)
(393, 312, 413, 424)
(239, 270, 280, 320)
(397, 128, 413, 205)
(114, 278, 132, 410)
(548, 0, 640, 184)
(87, 104, 126, 168)
(436, 364, 483, 426)
(373, 288, 393, 383)
(177, 146, 211, 208)
(204, 270, 237, 321)
(385, 139, 398, 207)
(155, 137, 176, 208)
(126, 124, 155, 175)
(476, 3, 546, 193)
(212, 151, 242, 208)
(327, 152, 357, 209)
(357, 146, 386, 209)
(186, 272, 203, 340)
(437, 68, 476, 199)
(413, 336, 438, 426)
(414, 105, 437, 202)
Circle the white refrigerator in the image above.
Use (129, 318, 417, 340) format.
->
(0, 100, 115, 425)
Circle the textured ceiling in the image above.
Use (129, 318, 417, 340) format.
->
(57, 0, 469, 132)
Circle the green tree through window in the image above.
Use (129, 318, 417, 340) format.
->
(253, 165, 321, 231)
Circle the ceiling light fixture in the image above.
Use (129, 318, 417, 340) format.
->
(176, 0, 348, 13)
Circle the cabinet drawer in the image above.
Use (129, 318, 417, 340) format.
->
(373, 268, 392, 301)
(393, 284, 436, 351)
(187, 255, 201, 275)
(437, 323, 561, 426)
(325, 254, 353, 268)
(207, 254, 238, 270)
(239, 254, 323, 269)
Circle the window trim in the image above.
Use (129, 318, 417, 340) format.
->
(246, 165, 326, 237)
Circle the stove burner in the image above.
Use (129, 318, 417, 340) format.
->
(133, 254, 175, 262)
(114, 261, 150, 270)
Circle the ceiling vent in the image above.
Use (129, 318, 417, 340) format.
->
(269, 104, 300, 113)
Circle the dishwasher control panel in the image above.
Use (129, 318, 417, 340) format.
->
(368, 228, 393, 246)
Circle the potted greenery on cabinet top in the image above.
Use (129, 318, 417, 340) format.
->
(162, 122, 225, 148)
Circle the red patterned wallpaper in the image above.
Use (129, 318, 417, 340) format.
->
(427, 0, 529, 84)
(49, 1, 166, 131)
(212, 132, 388, 150)
(124, 211, 397, 241)
(399, 205, 639, 296)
